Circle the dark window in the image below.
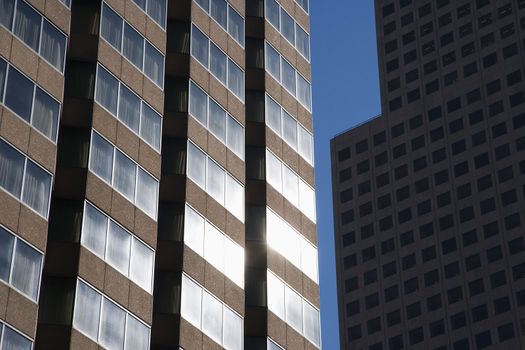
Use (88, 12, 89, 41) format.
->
(503, 43, 518, 59)
(507, 70, 522, 86)
(419, 222, 434, 238)
(375, 152, 388, 167)
(340, 188, 353, 203)
(420, 22, 433, 36)
(402, 254, 416, 270)
(447, 286, 463, 304)
(413, 156, 427, 171)
(384, 21, 396, 35)
(341, 210, 354, 224)
(417, 200, 431, 216)
(402, 31, 415, 45)
(490, 270, 507, 288)
(396, 186, 410, 201)
(462, 229, 477, 247)
(409, 327, 424, 345)
(451, 312, 466, 330)
(489, 100, 504, 116)
(381, 238, 395, 255)
(383, 262, 397, 278)
(356, 140, 368, 154)
(428, 106, 442, 121)
(391, 123, 405, 138)
(387, 309, 401, 326)
(500, 23, 515, 38)
(365, 293, 379, 309)
(454, 161, 469, 177)
(407, 88, 420, 103)
(459, 23, 473, 37)
(453, 339, 470, 350)
(404, 50, 417, 64)
(401, 12, 414, 26)
(393, 144, 406, 158)
(338, 148, 351, 161)
(379, 216, 393, 231)
(406, 302, 421, 319)
(364, 269, 378, 285)
(348, 325, 362, 341)
(359, 202, 373, 217)
(492, 122, 507, 138)
(472, 304, 488, 322)
(462, 42, 475, 57)
(486, 79, 501, 95)
(432, 148, 447, 163)
(344, 254, 357, 269)
(449, 119, 464, 133)
(457, 183, 472, 199)
(464, 62, 478, 77)
(475, 153, 490, 169)
(498, 323, 515, 342)
(429, 320, 445, 337)
(385, 40, 398, 54)
(367, 317, 381, 334)
(358, 181, 371, 195)
(424, 60, 437, 73)
(424, 270, 439, 287)
(357, 160, 370, 174)
(422, 246, 436, 262)
(430, 127, 444, 142)
(513, 262, 525, 280)
(510, 91, 525, 107)
(495, 144, 511, 160)
(411, 135, 425, 150)
(377, 194, 391, 210)
(345, 277, 359, 292)
(475, 331, 492, 349)
(442, 51, 456, 66)
(400, 231, 414, 246)
(427, 294, 442, 311)
(339, 168, 352, 182)
(419, 3, 431, 17)
(505, 213, 521, 230)
(494, 296, 511, 314)
(410, 115, 423, 129)
(483, 53, 497, 68)
(480, 32, 494, 48)
(437, 192, 451, 207)
(373, 131, 386, 146)
(477, 175, 492, 192)
(438, 13, 452, 27)
(342, 232, 356, 247)
(498, 166, 514, 183)
(406, 69, 419, 82)
(509, 237, 525, 255)
(382, 3, 395, 17)
(444, 71, 458, 85)
(362, 246, 376, 262)
(459, 206, 474, 223)
(404, 277, 419, 294)
(513, 112, 525, 129)
(444, 262, 460, 279)
(457, 4, 471, 18)
(447, 98, 461, 113)
(469, 279, 484, 296)
(389, 336, 404, 350)
(346, 300, 360, 316)
(395, 165, 408, 180)
(442, 237, 457, 254)
(487, 245, 503, 262)
(434, 169, 449, 185)
(465, 254, 481, 271)
(376, 173, 390, 188)
(469, 110, 484, 126)
(426, 79, 439, 94)
(440, 32, 454, 46)
(415, 177, 430, 193)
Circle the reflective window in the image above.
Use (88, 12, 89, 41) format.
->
(100, 2, 165, 88)
(81, 202, 155, 293)
(296, 25, 310, 59)
(132, 0, 166, 29)
(5, 67, 34, 121)
(95, 65, 119, 115)
(268, 338, 285, 350)
(187, 142, 244, 221)
(88, 131, 159, 219)
(228, 59, 244, 101)
(0, 322, 33, 350)
(0, 225, 43, 301)
(194, 0, 244, 46)
(180, 274, 243, 349)
(296, 0, 309, 13)
(210, 43, 227, 84)
(13, 2, 41, 50)
(280, 10, 294, 44)
(303, 301, 320, 346)
(40, 21, 66, 71)
(265, 0, 279, 29)
(210, 0, 227, 28)
(191, 25, 209, 66)
(265, 43, 280, 80)
(0, 139, 52, 217)
(73, 279, 150, 349)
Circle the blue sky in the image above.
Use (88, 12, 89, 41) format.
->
(310, 2, 380, 349)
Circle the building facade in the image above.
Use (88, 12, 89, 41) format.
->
(332, 0, 525, 349)
(0, 0, 320, 349)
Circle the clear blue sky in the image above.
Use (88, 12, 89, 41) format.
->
(310, 2, 380, 349)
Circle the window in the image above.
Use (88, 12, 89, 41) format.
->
(73, 279, 150, 349)
(1, 60, 60, 141)
(89, 131, 159, 219)
(383, 262, 396, 277)
(0, 225, 43, 301)
(0, 138, 52, 217)
(267, 271, 320, 347)
(95, 65, 162, 150)
(100, 3, 164, 88)
(0, 321, 33, 349)
(132, 0, 166, 29)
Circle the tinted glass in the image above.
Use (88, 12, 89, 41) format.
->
(14, 1, 41, 51)
(5, 68, 34, 122)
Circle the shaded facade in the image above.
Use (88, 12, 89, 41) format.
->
(0, 0, 320, 349)
(332, 0, 525, 349)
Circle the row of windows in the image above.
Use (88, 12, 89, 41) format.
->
(267, 270, 320, 348)
(265, 41, 312, 111)
(382, 0, 504, 20)
(184, 204, 244, 288)
(95, 64, 162, 151)
(266, 207, 318, 283)
(266, 93, 314, 165)
(131, 0, 167, 30)
(0, 57, 60, 142)
(0, 138, 52, 218)
(191, 24, 245, 101)
(0, 225, 42, 302)
(194, 0, 244, 46)
(1, 0, 67, 72)
(265, 0, 310, 60)
(266, 149, 316, 222)
(186, 141, 244, 221)
(0, 321, 32, 350)
(81, 202, 155, 293)
(100, 2, 165, 88)
(73, 279, 150, 350)
(88, 131, 159, 219)
(188, 80, 244, 159)
(181, 274, 243, 350)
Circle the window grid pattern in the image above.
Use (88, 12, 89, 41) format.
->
(0, 321, 33, 350)
(131, 0, 167, 30)
(193, 0, 245, 47)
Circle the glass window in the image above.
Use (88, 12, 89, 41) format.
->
(281, 59, 296, 95)
(210, 43, 227, 84)
(118, 85, 141, 133)
(280, 10, 295, 44)
(298, 126, 313, 163)
(226, 116, 244, 158)
(0, 227, 14, 282)
(106, 222, 131, 275)
(101, 4, 123, 51)
(228, 7, 244, 46)
(96, 67, 119, 115)
(5, 68, 34, 122)
(22, 161, 52, 217)
(202, 291, 223, 343)
(123, 24, 144, 69)
(228, 59, 244, 101)
(268, 338, 284, 350)
(144, 42, 164, 87)
(2, 325, 32, 350)
(0, 140, 25, 198)
(282, 166, 299, 206)
(0, 59, 6, 98)
(40, 21, 66, 71)
(100, 298, 126, 350)
(90, 133, 114, 183)
(82, 203, 108, 257)
(265, 95, 281, 134)
(266, 0, 280, 29)
(223, 307, 242, 350)
(74, 281, 102, 340)
(125, 315, 150, 350)
(285, 286, 302, 332)
(226, 175, 244, 221)
(301, 240, 318, 283)
(189, 82, 207, 125)
(133, 0, 146, 10)
(181, 275, 202, 328)
(296, 25, 310, 59)
(207, 160, 225, 204)
(297, 0, 309, 12)
(195, 0, 209, 11)
(140, 104, 161, 150)
(266, 151, 282, 190)
(192, 26, 209, 67)
(13, 1, 41, 51)
(224, 238, 244, 288)
(114, 151, 136, 201)
(299, 180, 316, 223)
(0, 0, 15, 29)
(148, 0, 166, 28)
(210, 0, 227, 28)
(303, 302, 320, 346)
(204, 222, 224, 271)
(187, 142, 206, 187)
(129, 240, 153, 293)
(184, 205, 205, 255)
(136, 169, 158, 219)
(11, 239, 42, 300)
(265, 43, 280, 79)
(297, 74, 312, 109)
(267, 272, 285, 319)
(209, 99, 226, 142)
(282, 111, 297, 149)
(32, 87, 60, 141)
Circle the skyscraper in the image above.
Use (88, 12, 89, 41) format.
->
(332, 1, 525, 349)
(0, 0, 320, 349)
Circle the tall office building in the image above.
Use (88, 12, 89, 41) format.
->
(332, 0, 525, 349)
(0, 0, 320, 349)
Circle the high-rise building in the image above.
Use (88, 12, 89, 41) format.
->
(332, 1, 525, 349)
(0, 0, 320, 349)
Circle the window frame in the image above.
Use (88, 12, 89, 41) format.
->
(0, 320, 34, 349)
(193, 0, 245, 47)
(131, 0, 167, 30)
